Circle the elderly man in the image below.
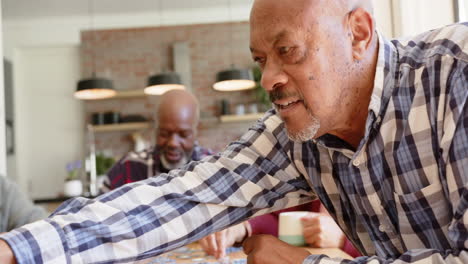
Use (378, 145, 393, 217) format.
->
(0, 0, 466, 263)
(100, 89, 212, 192)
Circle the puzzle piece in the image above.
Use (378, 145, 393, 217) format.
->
(232, 260, 247, 264)
(147, 257, 176, 264)
(149, 246, 245, 263)
(225, 247, 242, 254)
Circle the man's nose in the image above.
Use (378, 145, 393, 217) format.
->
(167, 133, 181, 148)
(260, 61, 288, 93)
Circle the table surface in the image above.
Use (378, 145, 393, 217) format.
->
(143, 243, 352, 263)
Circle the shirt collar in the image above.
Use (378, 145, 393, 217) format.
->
(368, 32, 399, 118)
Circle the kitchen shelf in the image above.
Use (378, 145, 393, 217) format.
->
(219, 113, 265, 123)
(101, 89, 146, 99)
(89, 122, 151, 132)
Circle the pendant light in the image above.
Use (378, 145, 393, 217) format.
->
(74, 0, 116, 100)
(144, 0, 185, 95)
(212, 0, 255, 92)
(144, 72, 185, 95)
(213, 65, 255, 91)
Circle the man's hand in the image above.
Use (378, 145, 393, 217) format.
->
(0, 239, 16, 264)
(199, 222, 247, 259)
(243, 235, 310, 264)
(301, 212, 345, 248)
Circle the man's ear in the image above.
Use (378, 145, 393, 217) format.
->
(348, 7, 374, 61)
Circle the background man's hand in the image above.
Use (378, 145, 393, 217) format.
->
(199, 222, 247, 259)
(301, 212, 345, 248)
(243, 235, 310, 264)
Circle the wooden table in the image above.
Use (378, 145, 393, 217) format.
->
(305, 248, 352, 259)
(143, 243, 352, 263)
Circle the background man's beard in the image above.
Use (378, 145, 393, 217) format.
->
(160, 151, 190, 170)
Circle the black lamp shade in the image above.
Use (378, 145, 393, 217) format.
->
(213, 68, 256, 91)
(75, 77, 116, 100)
(144, 72, 185, 95)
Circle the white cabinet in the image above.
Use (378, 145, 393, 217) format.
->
(14, 46, 84, 199)
(392, 0, 456, 37)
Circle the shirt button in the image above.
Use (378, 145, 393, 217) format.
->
(379, 224, 387, 232)
(352, 159, 360, 167)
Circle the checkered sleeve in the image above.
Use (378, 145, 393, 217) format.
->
(0, 111, 315, 264)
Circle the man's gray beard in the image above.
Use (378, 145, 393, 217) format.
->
(160, 153, 190, 170)
(287, 115, 320, 142)
(274, 103, 320, 142)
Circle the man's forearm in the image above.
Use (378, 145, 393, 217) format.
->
(0, 239, 16, 264)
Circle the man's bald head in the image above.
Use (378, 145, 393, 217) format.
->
(250, 0, 374, 27)
(156, 90, 200, 170)
(157, 89, 200, 128)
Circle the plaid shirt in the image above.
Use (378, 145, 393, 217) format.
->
(100, 144, 213, 192)
(1, 23, 467, 264)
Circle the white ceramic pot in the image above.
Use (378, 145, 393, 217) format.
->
(64, 180, 83, 197)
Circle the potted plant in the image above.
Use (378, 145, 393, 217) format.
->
(64, 160, 83, 197)
(95, 153, 115, 177)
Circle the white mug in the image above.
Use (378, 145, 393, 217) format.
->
(278, 211, 309, 246)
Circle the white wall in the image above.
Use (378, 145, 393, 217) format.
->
(373, 0, 394, 37)
(3, 4, 253, 60)
(458, 0, 468, 21)
(0, 2, 6, 177)
(14, 46, 84, 198)
(465, 0, 468, 20)
(392, 0, 455, 38)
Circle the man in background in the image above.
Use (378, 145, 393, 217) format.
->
(101, 89, 212, 192)
(0, 175, 47, 232)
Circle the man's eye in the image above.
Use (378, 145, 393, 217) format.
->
(158, 130, 170, 137)
(179, 131, 192, 138)
(279, 46, 292, 55)
(253, 57, 265, 66)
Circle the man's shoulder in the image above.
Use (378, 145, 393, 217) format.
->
(392, 23, 468, 65)
(248, 109, 284, 132)
(106, 148, 155, 180)
(120, 147, 156, 164)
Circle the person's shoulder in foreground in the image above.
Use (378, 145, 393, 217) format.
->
(0, 175, 47, 232)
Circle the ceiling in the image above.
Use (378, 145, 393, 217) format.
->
(2, 0, 253, 20)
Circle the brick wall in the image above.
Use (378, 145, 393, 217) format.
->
(81, 22, 264, 158)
